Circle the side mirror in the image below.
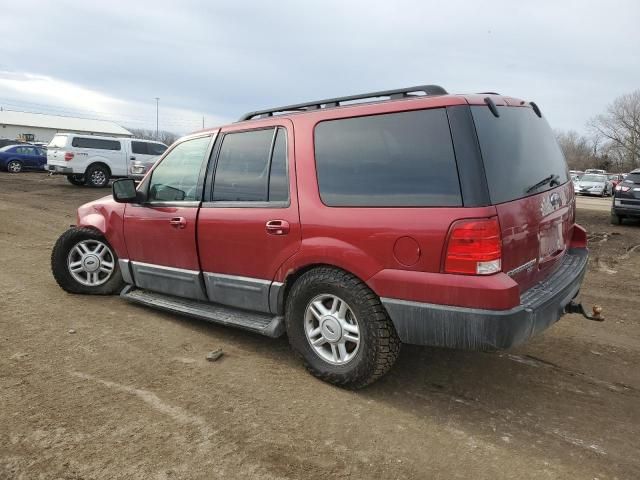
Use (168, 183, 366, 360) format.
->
(112, 178, 138, 203)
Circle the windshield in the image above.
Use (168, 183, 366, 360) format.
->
(48, 135, 68, 149)
(471, 106, 569, 204)
(581, 174, 606, 182)
(623, 173, 640, 184)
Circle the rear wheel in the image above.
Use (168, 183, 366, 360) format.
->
(285, 267, 401, 388)
(51, 227, 124, 295)
(6, 160, 22, 173)
(66, 174, 85, 186)
(85, 164, 110, 188)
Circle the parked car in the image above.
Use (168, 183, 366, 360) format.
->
(611, 169, 640, 224)
(51, 85, 592, 388)
(585, 168, 606, 175)
(607, 173, 624, 188)
(0, 138, 29, 149)
(127, 141, 169, 180)
(575, 173, 612, 196)
(45, 134, 168, 187)
(0, 144, 47, 172)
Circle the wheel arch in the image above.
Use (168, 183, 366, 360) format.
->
(275, 262, 373, 316)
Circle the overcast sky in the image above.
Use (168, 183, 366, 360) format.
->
(1, 0, 638, 135)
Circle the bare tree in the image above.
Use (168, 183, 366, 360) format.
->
(556, 130, 597, 170)
(588, 90, 640, 170)
(127, 128, 180, 147)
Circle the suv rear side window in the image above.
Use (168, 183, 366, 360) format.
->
(72, 137, 121, 151)
(471, 106, 569, 204)
(213, 128, 289, 203)
(132, 141, 167, 156)
(314, 109, 461, 207)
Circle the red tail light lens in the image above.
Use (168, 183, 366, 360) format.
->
(444, 217, 502, 275)
(64, 152, 75, 161)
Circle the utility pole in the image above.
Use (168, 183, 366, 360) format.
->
(154, 97, 160, 140)
(202, 116, 204, 129)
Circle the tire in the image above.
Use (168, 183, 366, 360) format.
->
(85, 164, 110, 188)
(611, 213, 623, 225)
(6, 160, 22, 173)
(51, 227, 124, 295)
(285, 267, 401, 389)
(66, 174, 86, 186)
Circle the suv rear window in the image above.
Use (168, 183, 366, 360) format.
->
(72, 137, 121, 151)
(314, 109, 462, 207)
(132, 141, 167, 156)
(623, 173, 640, 184)
(471, 106, 569, 204)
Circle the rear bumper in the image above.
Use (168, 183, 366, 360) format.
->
(46, 164, 74, 174)
(382, 248, 588, 350)
(612, 200, 640, 217)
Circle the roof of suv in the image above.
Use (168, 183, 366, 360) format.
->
(193, 85, 530, 136)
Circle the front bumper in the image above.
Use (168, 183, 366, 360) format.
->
(382, 248, 588, 350)
(612, 199, 640, 217)
(46, 164, 73, 174)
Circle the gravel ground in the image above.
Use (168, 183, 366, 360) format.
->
(1, 173, 639, 480)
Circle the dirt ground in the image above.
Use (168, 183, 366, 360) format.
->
(1, 173, 639, 480)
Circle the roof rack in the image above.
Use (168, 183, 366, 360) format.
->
(238, 84, 448, 121)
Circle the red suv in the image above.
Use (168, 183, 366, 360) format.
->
(51, 85, 589, 388)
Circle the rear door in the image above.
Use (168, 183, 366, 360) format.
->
(123, 134, 214, 300)
(471, 104, 573, 291)
(197, 122, 301, 313)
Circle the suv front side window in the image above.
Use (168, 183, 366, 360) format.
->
(147, 135, 211, 203)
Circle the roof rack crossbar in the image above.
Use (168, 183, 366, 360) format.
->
(238, 84, 448, 121)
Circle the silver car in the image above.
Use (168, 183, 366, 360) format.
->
(575, 173, 611, 196)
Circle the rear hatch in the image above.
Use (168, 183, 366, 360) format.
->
(471, 104, 574, 292)
(614, 171, 640, 208)
(46, 134, 70, 166)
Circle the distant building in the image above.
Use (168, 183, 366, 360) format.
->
(0, 110, 132, 143)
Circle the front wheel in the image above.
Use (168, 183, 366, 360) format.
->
(285, 267, 401, 388)
(51, 227, 124, 294)
(6, 160, 22, 173)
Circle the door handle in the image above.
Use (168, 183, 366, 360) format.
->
(265, 220, 290, 235)
(130, 156, 136, 161)
(169, 217, 187, 229)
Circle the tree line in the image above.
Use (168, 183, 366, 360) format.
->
(556, 90, 640, 173)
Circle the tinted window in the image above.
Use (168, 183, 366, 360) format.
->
(314, 109, 461, 207)
(131, 141, 148, 155)
(16, 147, 36, 155)
(213, 129, 274, 202)
(623, 173, 640, 184)
(72, 137, 121, 151)
(268, 128, 288, 202)
(148, 143, 167, 155)
(148, 136, 210, 202)
(472, 106, 569, 204)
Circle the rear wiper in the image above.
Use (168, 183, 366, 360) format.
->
(526, 174, 560, 193)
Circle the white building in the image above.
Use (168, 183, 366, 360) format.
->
(0, 110, 132, 143)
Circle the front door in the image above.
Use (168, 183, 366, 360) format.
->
(197, 123, 301, 313)
(123, 134, 214, 300)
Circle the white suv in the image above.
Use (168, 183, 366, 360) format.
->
(46, 133, 167, 187)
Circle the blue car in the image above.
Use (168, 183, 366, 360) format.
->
(0, 145, 47, 173)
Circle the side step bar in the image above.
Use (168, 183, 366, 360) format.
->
(120, 285, 285, 338)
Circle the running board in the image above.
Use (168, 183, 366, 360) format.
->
(120, 286, 285, 338)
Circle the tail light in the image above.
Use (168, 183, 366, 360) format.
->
(615, 185, 630, 192)
(444, 217, 502, 275)
(64, 152, 75, 161)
